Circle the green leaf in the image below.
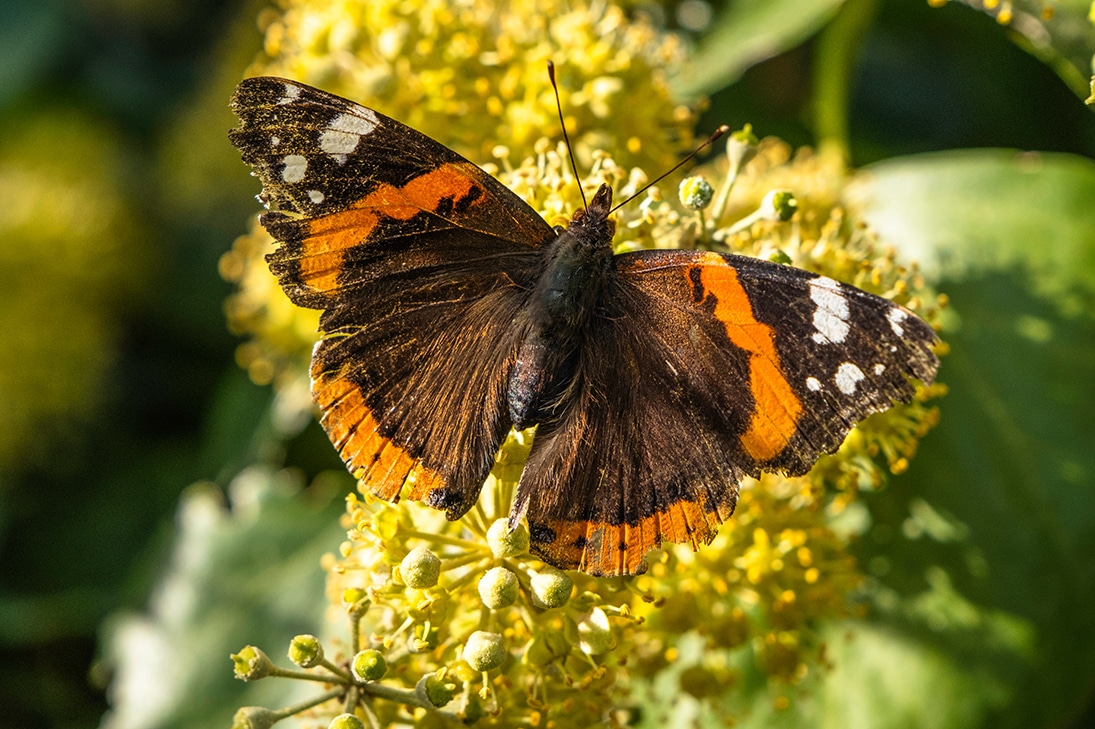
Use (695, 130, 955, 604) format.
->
(99, 470, 347, 729)
(847, 149, 1095, 316)
(676, 0, 847, 97)
(839, 149, 1095, 726)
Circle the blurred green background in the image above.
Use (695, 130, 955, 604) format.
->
(0, 0, 1093, 727)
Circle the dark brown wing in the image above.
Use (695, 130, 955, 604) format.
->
(515, 250, 939, 576)
(230, 77, 556, 517)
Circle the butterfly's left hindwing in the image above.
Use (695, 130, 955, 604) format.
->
(230, 76, 557, 518)
(517, 250, 938, 575)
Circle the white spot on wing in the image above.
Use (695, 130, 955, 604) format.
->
(834, 362, 865, 395)
(319, 129, 361, 157)
(318, 111, 379, 162)
(307, 189, 325, 204)
(873, 363, 886, 376)
(809, 276, 850, 344)
(888, 307, 908, 337)
(329, 110, 379, 135)
(270, 135, 280, 146)
(806, 376, 822, 392)
(281, 154, 307, 183)
(277, 84, 301, 105)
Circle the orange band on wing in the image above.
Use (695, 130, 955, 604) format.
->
(299, 164, 482, 292)
(311, 368, 444, 503)
(694, 252, 802, 462)
(532, 495, 732, 576)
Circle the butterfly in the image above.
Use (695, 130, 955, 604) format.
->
(229, 76, 940, 576)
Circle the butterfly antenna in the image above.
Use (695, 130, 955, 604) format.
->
(547, 60, 588, 210)
(609, 124, 731, 214)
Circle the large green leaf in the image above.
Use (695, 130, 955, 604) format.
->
(676, 0, 847, 97)
(99, 470, 346, 729)
(847, 149, 1095, 315)
(834, 149, 1095, 727)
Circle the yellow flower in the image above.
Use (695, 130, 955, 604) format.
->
(254, 0, 693, 171)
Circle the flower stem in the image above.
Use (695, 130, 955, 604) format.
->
(268, 666, 348, 684)
(273, 686, 345, 718)
(813, 0, 878, 162)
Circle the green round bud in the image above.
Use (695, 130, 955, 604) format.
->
(768, 249, 793, 265)
(678, 176, 715, 211)
(424, 673, 456, 707)
(232, 706, 278, 729)
(760, 189, 797, 222)
(231, 645, 273, 681)
(328, 714, 366, 729)
(462, 630, 506, 671)
(351, 649, 387, 682)
(529, 567, 573, 609)
(486, 519, 529, 558)
(400, 546, 441, 589)
(576, 607, 615, 655)
(521, 636, 556, 668)
(679, 664, 725, 699)
(478, 567, 519, 609)
(287, 634, 323, 668)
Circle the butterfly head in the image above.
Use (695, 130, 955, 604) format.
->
(567, 183, 615, 242)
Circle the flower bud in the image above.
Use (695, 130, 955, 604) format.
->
(726, 123, 759, 174)
(287, 634, 323, 668)
(400, 546, 441, 589)
(678, 176, 714, 210)
(462, 630, 506, 671)
(679, 664, 728, 699)
(351, 649, 387, 681)
(486, 518, 529, 558)
(529, 567, 573, 608)
(768, 249, 793, 265)
(478, 567, 519, 609)
(231, 646, 273, 681)
(576, 607, 615, 655)
(759, 189, 797, 222)
(232, 706, 278, 729)
(328, 714, 365, 729)
(423, 673, 456, 707)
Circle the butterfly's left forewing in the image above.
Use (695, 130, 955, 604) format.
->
(518, 250, 939, 576)
(230, 77, 557, 518)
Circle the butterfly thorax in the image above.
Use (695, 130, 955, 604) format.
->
(507, 184, 616, 430)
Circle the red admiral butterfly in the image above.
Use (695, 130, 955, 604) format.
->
(230, 76, 939, 576)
